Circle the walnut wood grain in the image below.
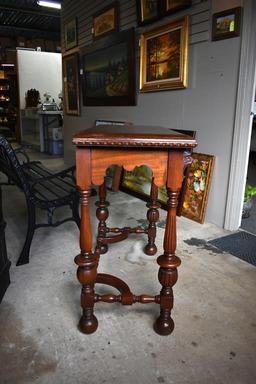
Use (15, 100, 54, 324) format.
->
(91, 148, 168, 187)
(74, 148, 99, 334)
(154, 151, 184, 335)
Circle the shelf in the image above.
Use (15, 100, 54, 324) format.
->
(0, 71, 18, 140)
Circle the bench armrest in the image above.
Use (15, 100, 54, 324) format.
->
(14, 147, 30, 164)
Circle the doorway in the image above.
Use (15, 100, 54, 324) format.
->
(224, 0, 256, 231)
(240, 107, 256, 234)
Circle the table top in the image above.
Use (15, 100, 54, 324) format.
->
(73, 125, 197, 149)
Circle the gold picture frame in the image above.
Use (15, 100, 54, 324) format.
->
(64, 18, 77, 51)
(136, 0, 161, 26)
(92, 2, 119, 39)
(163, 0, 192, 15)
(181, 153, 215, 223)
(121, 152, 214, 224)
(63, 53, 80, 116)
(140, 16, 189, 92)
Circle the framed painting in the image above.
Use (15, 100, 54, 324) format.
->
(181, 153, 215, 223)
(136, 0, 161, 26)
(92, 2, 119, 39)
(121, 151, 214, 224)
(63, 53, 80, 116)
(140, 16, 189, 92)
(82, 29, 136, 106)
(161, 0, 192, 16)
(212, 7, 242, 41)
(64, 18, 77, 50)
(121, 129, 196, 206)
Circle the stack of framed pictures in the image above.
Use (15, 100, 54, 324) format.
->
(121, 152, 215, 224)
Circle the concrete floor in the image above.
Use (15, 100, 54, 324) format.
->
(0, 154, 256, 384)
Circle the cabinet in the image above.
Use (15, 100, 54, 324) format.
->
(0, 73, 18, 140)
(21, 110, 63, 153)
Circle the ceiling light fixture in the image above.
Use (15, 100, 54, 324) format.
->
(37, 1, 61, 9)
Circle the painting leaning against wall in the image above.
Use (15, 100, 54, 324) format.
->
(121, 152, 215, 224)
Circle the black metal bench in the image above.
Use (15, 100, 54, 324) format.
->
(0, 136, 80, 266)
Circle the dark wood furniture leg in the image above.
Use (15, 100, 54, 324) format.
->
(144, 179, 159, 256)
(96, 179, 109, 254)
(75, 149, 99, 334)
(154, 151, 184, 335)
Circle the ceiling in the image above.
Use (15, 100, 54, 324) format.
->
(0, 0, 61, 41)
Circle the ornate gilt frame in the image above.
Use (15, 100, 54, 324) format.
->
(140, 16, 189, 92)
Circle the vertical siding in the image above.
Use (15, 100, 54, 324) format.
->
(61, 0, 243, 229)
(62, 0, 211, 50)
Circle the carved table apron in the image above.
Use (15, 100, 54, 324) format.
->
(73, 125, 197, 335)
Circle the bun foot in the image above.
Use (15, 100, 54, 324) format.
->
(144, 244, 157, 256)
(78, 314, 98, 334)
(153, 315, 174, 336)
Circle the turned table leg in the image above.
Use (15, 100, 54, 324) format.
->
(75, 149, 99, 334)
(96, 179, 109, 254)
(144, 179, 159, 256)
(154, 151, 184, 336)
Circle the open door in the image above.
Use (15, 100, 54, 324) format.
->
(224, 0, 256, 231)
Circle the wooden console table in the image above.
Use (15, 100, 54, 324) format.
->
(73, 125, 197, 335)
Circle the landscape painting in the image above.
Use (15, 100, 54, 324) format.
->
(212, 7, 242, 40)
(93, 2, 118, 39)
(140, 16, 189, 91)
(82, 30, 135, 105)
(146, 28, 181, 82)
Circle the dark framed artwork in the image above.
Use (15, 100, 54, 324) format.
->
(82, 29, 136, 106)
(63, 53, 80, 115)
(140, 16, 189, 92)
(64, 18, 77, 50)
(136, 0, 161, 26)
(161, 0, 192, 16)
(92, 2, 119, 39)
(212, 7, 242, 41)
